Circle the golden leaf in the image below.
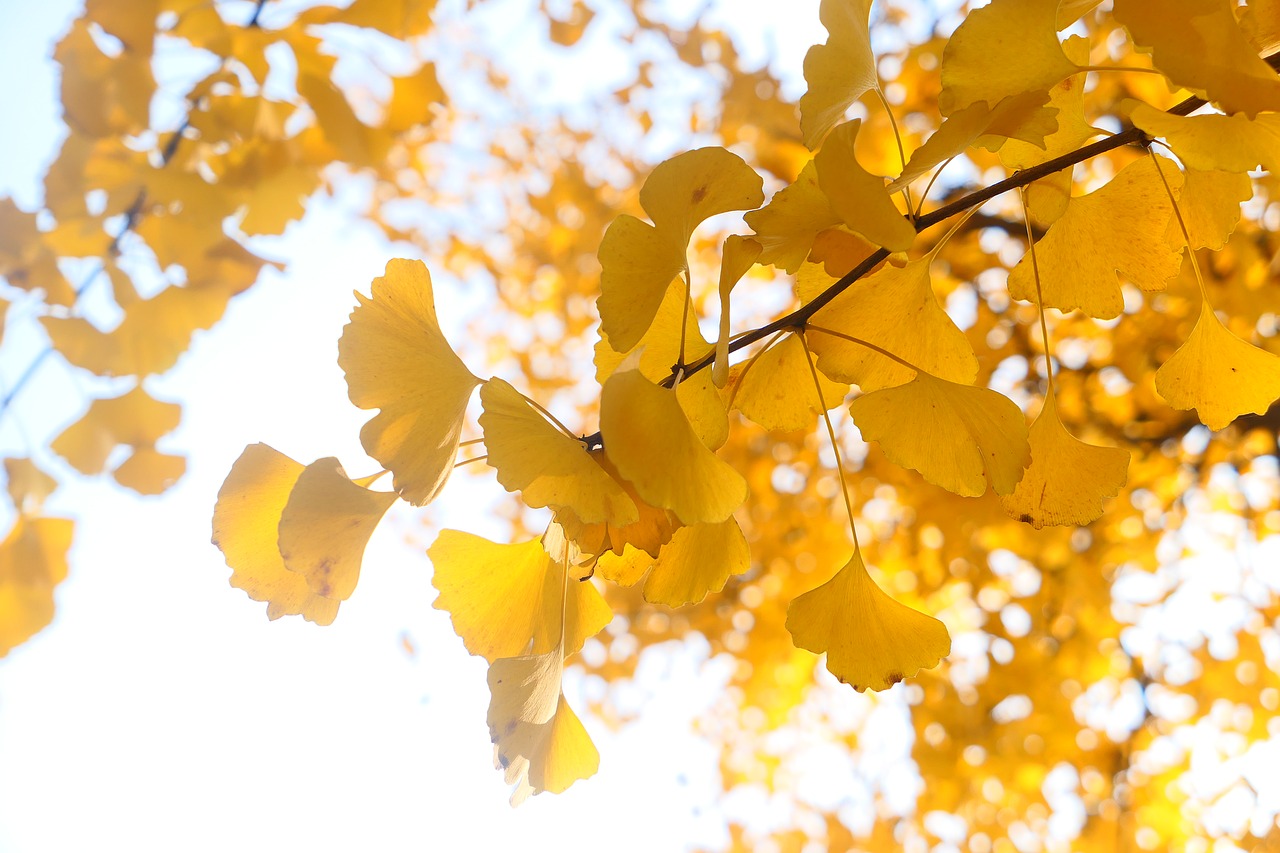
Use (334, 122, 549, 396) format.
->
(4, 458, 58, 514)
(486, 650, 599, 805)
(277, 458, 397, 601)
(0, 516, 74, 658)
(729, 333, 848, 432)
(429, 531, 612, 662)
(51, 386, 181, 476)
(786, 551, 950, 692)
(713, 235, 763, 388)
(999, 394, 1129, 528)
(849, 372, 1030, 497)
(814, 120, 915, 252)
(938, 0, 1078, 115)
(212, 444, 340, 626)
(600, 363, 747, 525)
(480, 377, 638, 525)
(1155, 304, 1280, 431)
(743, 161, 841, 273)
(338, 258, 481, 506)
(1128, 104, 1280, 174)
(798, 0, 877, 149)
(806, 258, 978, 392)
(553, 450, 678, 559)
(1007, 155, 1184, 319)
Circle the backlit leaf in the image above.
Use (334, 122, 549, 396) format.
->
(338, 258, 481, 506)
(1155, 304, 1280, 431)
(212, 444, 339, 626)
(429, 531, 612, 662)
(798, 0, 877, 149)
(1128, 104, 1280, 174)
(743, 161, 841, 273)
(849, 372, 1030, 497)
(786, 551, 951, 692)
(729, 333, 848, 432)
(999, 394, 1129, 528)
(277, 458, 397, 602)
(814, 120, 915, 252)
(0, 516, 74, 658)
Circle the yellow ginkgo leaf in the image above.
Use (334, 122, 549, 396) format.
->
(1168, 168, 1251, 251)
(479, 378, 637, 526)
(596, 279, 729, 451)
(1114, 0, 1280, 117)
(338, 258, 481, 506)
(486, 650, 599, 805)
(849, 372, 1030, 497)
(806, 257, 978, 392)
(429, 531, 612, 662)
(334, 0, 435, 37)
(600, 364, 748, 525)
(1007, 155, 1183, 319)
(999, 36, 1096, 226)
(798, 0, 877, 150)
(729, 334, 848, 432)
(786, 551, 950, 692)
(553, 450, 678, 559)
(4, 458, 58, 514)
(112, 447, 185, 496)
(1128, 104, 1280, 175)
(639, 147, 765, 238)
(277, 458, 397, 601)
(40, 284, 233, 378)
(598, 148, 764, 353)
(887, 91, 1059, 193)
(1155, 304, 1280, 431)
(642, 517, 751, 608)
(814, 120, 915, 252)
(999, 394, 1129, 528)
(51, 386, 181, 475)
(595, 217, 685, 355)
(0, 516, 74, 658)
(938, 0, 1079, 115)
(211, 444, 339, 626)
(743, 161, 841, 273)
(713, 236, 763, 388)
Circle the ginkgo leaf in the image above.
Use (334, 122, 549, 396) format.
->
(51, 386, 181, 475)
(786, 551, 950, 692)
(639, 147, 765, 238)
(486, 650, 599, 805)
(212, 444, 339, 626)
(41, 285, 232, 378)
(641, 517, 751, 607)
(429, 531, 612, 662)
(480, 377, 637, 526)
(1171, 169, 1251, 251)
(849, 372, 1030, 497)
(998, 36, 1096, 225)
(1155, 304, 1280, 431)
(596, 279, 729, 450)
(334, 0, 436, 37)
(887, 92, 1059, 193)
(938, 0, 1079, 115)
(4, 458, 58, 514)
(729, 334, 848, 432)
(600, 363, 747, 525)
(714, 236, 763, 388)
(338, 258, 481, 507)
(814, 120, 915, 252)
(277, 458, 397, 601)
(1007, 155, 1183, 319)
(553, 450, 679, 559)
(598, 148, 763, 352)
(1113, 0, 1280, 117)
(743, 161, 841, 273)
(806, 258, 978, 392)
(0, 516, 75, 658)
(112, 447, 185, 495)
(1128, 104, 1280, 175)
(999, 394, 1129, 528)
(798, 0, 877, 149)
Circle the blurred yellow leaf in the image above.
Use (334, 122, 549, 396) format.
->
(0, 516, 74, 658)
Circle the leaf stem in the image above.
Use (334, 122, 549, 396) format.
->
(520, 391, 581, 442)
(1147, 149, 1211, 306)
(805, 324, 926, 376)
(799, 333, 861, 552)
(1019, 188, 1057, 400)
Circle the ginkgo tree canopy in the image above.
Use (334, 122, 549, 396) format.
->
(4, 0, 1280, 849)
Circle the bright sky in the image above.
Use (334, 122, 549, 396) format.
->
(0, 2, 826, 851)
